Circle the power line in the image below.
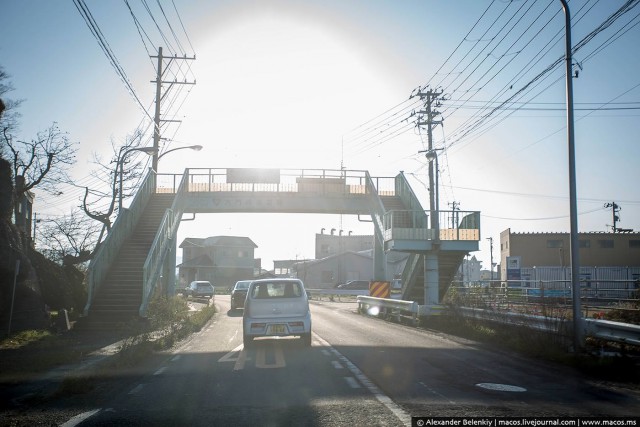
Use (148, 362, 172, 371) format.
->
(72, 0, 152, 120)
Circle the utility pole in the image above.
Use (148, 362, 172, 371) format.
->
(604, 202, 621, 233)
(150, 47, 196, 172)
(413, 87, 444, 227)
(487, 237, 494, 281)
(413, 87, 445, 306)
(449, 201, 460, 229)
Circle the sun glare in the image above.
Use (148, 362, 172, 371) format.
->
(180, 7, 402, 172)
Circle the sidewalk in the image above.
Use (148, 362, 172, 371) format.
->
(0, 329, 133, 409)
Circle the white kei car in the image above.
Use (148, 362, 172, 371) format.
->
(242, 278, 312, 347)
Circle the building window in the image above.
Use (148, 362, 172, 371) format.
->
(630, 240, 640, 249)
(579, 240, 590, 248)
(238, 250, 249, 258)
(598, 240, 614, 249)
(547, 239, 563, 248)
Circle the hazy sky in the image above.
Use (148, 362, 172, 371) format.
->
(1, 0, 639, 272)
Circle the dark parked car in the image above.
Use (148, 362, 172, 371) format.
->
(231, 280, 252, 310)
(184, 281, 215, 299)
(336, 280, 370, 290)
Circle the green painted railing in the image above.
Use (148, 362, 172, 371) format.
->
(364, 171, 387, 245)
(140, 169, 190, 316)
(395, 173, 428, 300)
(84, 169, 157, 316)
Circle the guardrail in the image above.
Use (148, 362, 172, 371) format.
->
(351, 296, 640, 347)
(583, 318, 640, 346)
(307, 289, 369, 298)
(356, 296, 419, 325)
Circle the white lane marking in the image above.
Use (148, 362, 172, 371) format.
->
(345, 377, 361, 388)
(60, 409, 101, 427)
(228, 329, 238, 343)
(218, 344, 244, 362)
(332, 360, 344, 369)
(321, 349, 331, 357)
(419, 381, 456, 404)
(171, 355, 181, 362)
(255, 345, 285, 369)
(128, 384, 144, 395)
(314, 333, 411, 426)
(154, 367, 167, 376)
(233, 348, 247, 371)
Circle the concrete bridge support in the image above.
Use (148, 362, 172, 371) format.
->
(424, 251, 440, 305)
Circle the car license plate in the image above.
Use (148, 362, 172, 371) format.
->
(268, 324, 286, 335)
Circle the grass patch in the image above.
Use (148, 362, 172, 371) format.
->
(0, 330, 84, 378)
(0, 329, 56, 350)
(423, 311, 640, 383)
(110, 296, 217, 368)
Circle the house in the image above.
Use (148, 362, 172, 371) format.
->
(455, 255, 483, 285)
(178, 236, 259, 289)
(293, 249, 408, 289)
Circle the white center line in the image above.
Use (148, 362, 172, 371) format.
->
(153, 367, 167, 376)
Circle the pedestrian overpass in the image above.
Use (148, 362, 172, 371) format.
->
(83, 167, 480, 328)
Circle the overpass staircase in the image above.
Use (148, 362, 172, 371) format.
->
(79, 194, 174, 330)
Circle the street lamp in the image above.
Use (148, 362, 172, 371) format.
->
(157, 144, 203, 162)
(118, 146, 157, 211)
(422, 148, 443, 235)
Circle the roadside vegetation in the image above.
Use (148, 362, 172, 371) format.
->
(420, 287, 640, 384)
(0, 295, 217, 388)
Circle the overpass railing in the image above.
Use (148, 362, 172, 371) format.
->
(84, 169, 157, 315)
(156, 168, 396, 196)
(383, 210, 481, 241)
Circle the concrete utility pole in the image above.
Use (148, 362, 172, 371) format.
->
(413, 87, 445, 306)
(560, 0, 583, 351)
(150, 47, 196, 172)
(449, 201, 460, 229)
(487, 237, 494, 281)
(414, 88, 444, 228)
(604, 202, 621, 232)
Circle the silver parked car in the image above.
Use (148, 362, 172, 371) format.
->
(184, 280, 215, 299)
(243, 278, 311, 347)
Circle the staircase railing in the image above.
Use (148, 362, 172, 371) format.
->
(83, 169, 157, 315)
(139, 168, 190, 316)
(395, 172, 429, 301)
(364, 171, 387, 245)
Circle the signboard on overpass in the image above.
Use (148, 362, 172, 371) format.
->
(227, 168, 280, 184)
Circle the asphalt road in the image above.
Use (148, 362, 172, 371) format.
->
(12, 296, 640, 426)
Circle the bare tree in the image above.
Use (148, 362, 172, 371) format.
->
(0, 65, 23, 153)
(37, 209, 101, 267)
(80, 131, 148, 235)
(4, 123, 77, 193)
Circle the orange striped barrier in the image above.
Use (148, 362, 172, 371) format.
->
(369, 281, 390, 299)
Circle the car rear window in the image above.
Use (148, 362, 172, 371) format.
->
(251, 282, 302, 299)
(197, 284, 212, 290)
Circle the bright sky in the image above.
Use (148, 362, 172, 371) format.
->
(1, 0, 639, 272)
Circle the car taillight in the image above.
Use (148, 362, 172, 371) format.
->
(288, 322, 303, 327)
